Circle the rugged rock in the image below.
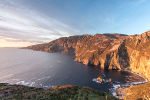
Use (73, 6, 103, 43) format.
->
(124, 31, 150, 80)
(25, 31, 150, 80)
(96, 77, 103, 83)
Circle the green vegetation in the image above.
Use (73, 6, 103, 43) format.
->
(0, 83, 117, 100)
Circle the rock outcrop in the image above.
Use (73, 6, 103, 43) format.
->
(124, 31, 150, 80)
(26, 31, 150, 80)
(96, 77, 103, 83)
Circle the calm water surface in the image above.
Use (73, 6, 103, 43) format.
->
(0, 48, 145, 94)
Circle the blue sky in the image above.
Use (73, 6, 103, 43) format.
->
(0, 0, 150, 47)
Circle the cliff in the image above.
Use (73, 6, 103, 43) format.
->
(0, 83, 117, 100)
(26, 31, 150, 80)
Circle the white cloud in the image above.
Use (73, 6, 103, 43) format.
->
(0, 36, 36, 47)
(0, 0, 79, 47)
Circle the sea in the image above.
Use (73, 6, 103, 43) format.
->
(0, 48, 146, 94)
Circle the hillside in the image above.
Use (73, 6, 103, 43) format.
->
(123, 82, 150, 100)
(0, 83, 117, 100)
(26, 31, 150, 80)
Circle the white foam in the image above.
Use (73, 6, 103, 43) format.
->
(110, 84, 121, 97)
(111, 71, 149, 98)
(16, 80, 35, 87)
(93, 70, 149, 99)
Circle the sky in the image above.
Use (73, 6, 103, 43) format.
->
(0, 0, 150, 47)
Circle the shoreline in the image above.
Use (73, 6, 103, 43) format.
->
(1, 70, 148, 99)
(92, 69, 149, 99)
(3, 48, 149, 99)
(124, 70, 148, 84)
(113, 70, 149, 99)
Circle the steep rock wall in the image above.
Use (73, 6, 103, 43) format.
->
(26, 32, 150, 80)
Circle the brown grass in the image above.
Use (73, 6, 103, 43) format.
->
(124, 82, 150, 100)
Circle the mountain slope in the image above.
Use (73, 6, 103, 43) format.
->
(26, 31, 150, 80)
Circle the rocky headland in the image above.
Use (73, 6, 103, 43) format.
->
(26, 31, 150, 81)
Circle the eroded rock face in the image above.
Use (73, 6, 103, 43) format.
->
(27, 36, 82, 55)
(117, 42, 130, 69)
(26, 31, 150, 80)
(124, 31, 150, 80)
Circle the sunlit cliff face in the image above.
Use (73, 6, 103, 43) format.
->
(0, 39, 36, 47)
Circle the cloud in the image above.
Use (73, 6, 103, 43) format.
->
(0, 36, 36, 47)
(0, 0, 79, 47)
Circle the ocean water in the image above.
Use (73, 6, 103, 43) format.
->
(0, 48, 145, 94)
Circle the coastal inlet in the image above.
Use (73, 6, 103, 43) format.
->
(0, 48, 145, 94)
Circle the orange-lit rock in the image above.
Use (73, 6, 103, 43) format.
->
(96, 77, 103, 83)
(26, 31, 150, 80)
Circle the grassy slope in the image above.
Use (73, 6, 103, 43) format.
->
(124, 82, 150, 100)
(0, 83, 117, 100)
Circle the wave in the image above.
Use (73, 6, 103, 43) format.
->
(93, 70, 148, 98)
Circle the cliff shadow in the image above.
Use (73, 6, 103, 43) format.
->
(104, 53, 113, 70)
(117, 42, 130, 69)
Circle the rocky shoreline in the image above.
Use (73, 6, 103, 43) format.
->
(25, 31, 150, 81)
(114, 71, 149, 99)
(115, 81, 150, 100)
(92, 69, 149, 99)
(123, 82, 150, 100)
(25, 31, 150, 99)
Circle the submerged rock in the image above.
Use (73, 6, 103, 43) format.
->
(106, 78, 112, 83)
(96, 77, 103, 83)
